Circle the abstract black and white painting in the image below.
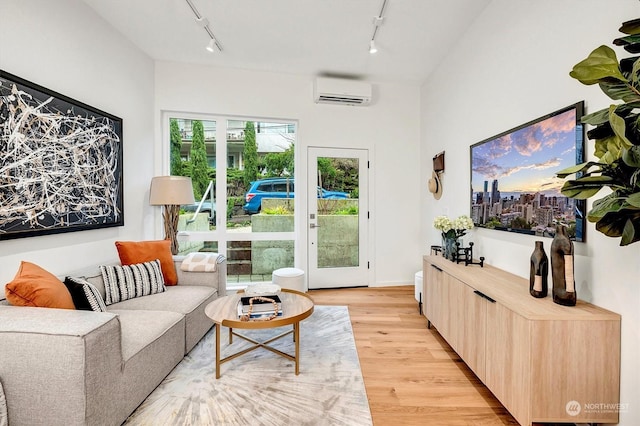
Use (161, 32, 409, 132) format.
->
(0, 70, 123, 240)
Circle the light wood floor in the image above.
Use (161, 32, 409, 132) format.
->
(308, 285, 519, 426)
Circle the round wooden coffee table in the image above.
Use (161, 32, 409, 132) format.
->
(204, 288, 314, 378)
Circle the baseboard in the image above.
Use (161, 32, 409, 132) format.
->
(369, 281, 412, 288)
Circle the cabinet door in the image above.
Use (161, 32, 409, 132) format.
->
(424, 263, 444, 330)
(484, 301, 531, 426)
(443, 273, 465, 354)
(458, 284, 486, 380)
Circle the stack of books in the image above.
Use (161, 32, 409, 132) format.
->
(238, 294, 283, 319)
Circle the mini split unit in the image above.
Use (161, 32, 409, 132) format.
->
(313, 77, 372, 106)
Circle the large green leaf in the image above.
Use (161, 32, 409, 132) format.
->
(621, 218, 638, 245)
(581, 107, 610, 125)
(631, 57, 640, 86)
(593, 135, 623, 162)
(587, 122, 614, 140)
(556, 161, 600, 178)
(594, 136, 608, 159)
(624, 113, 640, 145)
(594, 208, 640, 245)
(587, 193, 623, 221)
(599, 79, 640, 102)
(561, 175, 615, 199)
(622, 146, 640, 167)
(613, 35, 640, 54)
(621, 54, 640, 69)
(619, 18, 640, 35)
(570, 45, 627, 85)
(627, 191, 640, 207)
(609, 106, 634, 148)
(596, 210, 640, 246)
(594, 211, 625, 234)
(614, 34, 640, 45)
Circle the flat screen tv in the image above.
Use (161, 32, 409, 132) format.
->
(470, 102, 586, 242)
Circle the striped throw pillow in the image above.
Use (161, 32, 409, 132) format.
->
(100, 259, 166, 305)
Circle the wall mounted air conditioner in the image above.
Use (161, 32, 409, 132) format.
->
(313, 77, 372, 106)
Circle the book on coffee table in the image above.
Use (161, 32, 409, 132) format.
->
(236, 303, 283, 319)
(240, 294, 282, 314)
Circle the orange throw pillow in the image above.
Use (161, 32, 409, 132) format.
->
(5, 261, 75, 309)
(115, 240, 178, 285)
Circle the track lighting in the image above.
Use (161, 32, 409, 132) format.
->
(185, 0, 223, 52)
(195, 16, 209, 27)
(369, 0, 388, 54)
(206, 39, 216, 53)
(369, 40, 378, 54)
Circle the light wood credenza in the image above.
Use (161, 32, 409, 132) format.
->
(423, 255, 621, 426)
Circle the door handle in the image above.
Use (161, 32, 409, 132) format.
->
(310, 223, 321, 229)
(473, 290, 496, 303)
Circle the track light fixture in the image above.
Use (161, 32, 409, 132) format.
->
(369, 40, 378, 54)
(369, 0, 388, 54)
(206, 39, 216, 52)
(185, 0, 223, 52)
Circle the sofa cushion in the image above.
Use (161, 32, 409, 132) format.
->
(107, 285, 217, 353)
(116, 240, 178, 285)
(64, 277, 108, 312)
(100, 260, 166, 306)
(108, 309, 184, 363)
(4, 261, 74, 310)
(107, 285, 215, 314)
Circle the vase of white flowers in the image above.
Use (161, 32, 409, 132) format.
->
(433, 215, 474, 261)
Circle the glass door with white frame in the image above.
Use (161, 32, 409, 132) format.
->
(307, 147, 368, 289)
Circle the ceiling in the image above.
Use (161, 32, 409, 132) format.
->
(81, 0, 491, 84)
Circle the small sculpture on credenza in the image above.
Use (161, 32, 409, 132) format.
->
(452, 241, 484, 267)
(529, 241, 548, 298)
(550, 225, 577, 306)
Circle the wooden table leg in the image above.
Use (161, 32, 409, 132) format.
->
(294, 322, 300, 375)
(215, 323, 221, 379)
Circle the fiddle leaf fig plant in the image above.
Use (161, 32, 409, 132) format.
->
(557, 18, 640, 246)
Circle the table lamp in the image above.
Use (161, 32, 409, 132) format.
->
(149, 176, 195, 255)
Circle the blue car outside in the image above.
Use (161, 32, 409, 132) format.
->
(243, 178, 348, 214)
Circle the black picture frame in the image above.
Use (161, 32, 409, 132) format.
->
(0, 70, 124, 240)
(470, 102, 586, 242)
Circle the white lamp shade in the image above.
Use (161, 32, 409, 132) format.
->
(149, 176, 196, 206)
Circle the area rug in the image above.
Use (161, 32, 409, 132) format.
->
(124, 305, 372, 426)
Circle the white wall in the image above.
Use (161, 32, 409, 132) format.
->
(0, 0, 155, 285)
(420, 0, 639, 423)
(155, 62, 422, 286)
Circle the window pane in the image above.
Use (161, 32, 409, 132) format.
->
(226, 240, 295, 285)
(227, 120, 295, 232)
(177, 240, 218, 257)
(316, 156, 359, 268)
(170, 117, 217, 235)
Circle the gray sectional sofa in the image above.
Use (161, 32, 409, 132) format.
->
(0, 255, 227, 426)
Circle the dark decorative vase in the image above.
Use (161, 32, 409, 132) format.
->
(442, 236, 459, 261)
(550, 225, 577, 306)
(529, 241, 548, 298)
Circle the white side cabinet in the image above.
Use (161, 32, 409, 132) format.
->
(423, 255, 621, 426)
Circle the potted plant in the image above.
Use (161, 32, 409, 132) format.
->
(557, 18, 640, 246)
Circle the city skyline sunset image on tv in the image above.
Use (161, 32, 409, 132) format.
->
(470, 102, 585, 241)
